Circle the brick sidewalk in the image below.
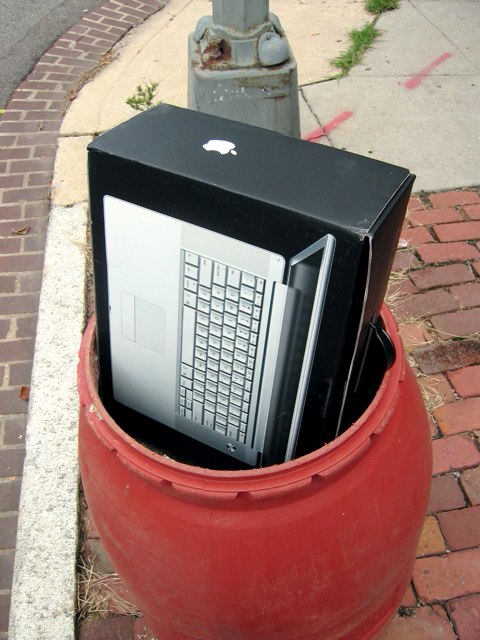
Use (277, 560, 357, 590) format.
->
(377, 190, 480, 640)
(0, 2, 169, 638)
(77, 191, 480, 640)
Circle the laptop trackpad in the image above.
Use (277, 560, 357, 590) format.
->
(122, 292, 166, 354)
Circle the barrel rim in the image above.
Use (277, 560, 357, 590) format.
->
(78, 305, 404, 494)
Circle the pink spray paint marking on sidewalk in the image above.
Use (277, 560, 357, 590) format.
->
(304, 110, 353, 142)
(404, 52, 453, 89)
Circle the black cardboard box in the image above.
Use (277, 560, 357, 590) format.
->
(88, 104, 414, 466)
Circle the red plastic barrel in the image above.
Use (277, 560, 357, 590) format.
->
(78, 306, 432, 640)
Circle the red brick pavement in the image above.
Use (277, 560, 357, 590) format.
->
(0, 2, 169, 638)
(375, 191, 480, 640)
(1, 8, 480, 638)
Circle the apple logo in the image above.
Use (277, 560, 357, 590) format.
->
(202, 139, 237, 155)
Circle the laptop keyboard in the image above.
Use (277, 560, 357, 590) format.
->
(178, 250, 265, 444)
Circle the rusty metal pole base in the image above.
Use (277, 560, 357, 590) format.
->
(187, 5, 300, 138)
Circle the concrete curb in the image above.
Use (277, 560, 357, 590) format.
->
(9, 203, 87, 640)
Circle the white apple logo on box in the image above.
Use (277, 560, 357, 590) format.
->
(202, 139, 237, 155)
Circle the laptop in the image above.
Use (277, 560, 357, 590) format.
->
(103, 195, 335, 466)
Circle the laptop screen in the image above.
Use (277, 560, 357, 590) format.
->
(261, 235, 335, 465)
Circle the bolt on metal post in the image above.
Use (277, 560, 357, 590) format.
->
(188, 0, 300, 137)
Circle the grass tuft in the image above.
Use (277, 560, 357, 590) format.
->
(330, 0, 399, 77)
(366, 0, 399, 15)
(330, 22, 380, 76)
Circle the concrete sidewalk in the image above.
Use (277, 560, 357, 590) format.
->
(1, 0, 479, 638)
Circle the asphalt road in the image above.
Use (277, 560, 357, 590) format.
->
(0, 0, 103, 108)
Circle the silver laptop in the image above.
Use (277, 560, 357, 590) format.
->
(103, 195, 335, 466)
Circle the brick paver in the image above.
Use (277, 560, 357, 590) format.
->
(398, 322, 432, 350)
(417, 515, 448, 557)
(428, 474, 466, 513)
(447, 594, 480, 640)
(0, 1, 169, 638)
(462, 467, 480, 505)
(401, 225, 435, 246)
(434, 221, 480, 243)
(450, 282, 480, 309)
(413, 548, 480, 602)
(415, 241, 480, 265)
(377, 605, 457, 640)
(464, 204, 480, 221)
(410, 263, 475, 290)
(408, 205, 462, 227)
(432, 433, 480, 475)
(77, 616, 135, 640)
(438, 505, 480, 551)
(429, 191, 480, 207)
(392, 248, 421, 271)
(433, 397, 480, 435)
(394, 288, 458, 321)
(431, 308, 480, 339)
(413, 338, 480, 375)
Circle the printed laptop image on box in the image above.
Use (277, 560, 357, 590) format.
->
(103, 195, 334, 466)
(88, 104, 414, 468)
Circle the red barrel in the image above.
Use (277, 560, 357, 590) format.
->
(78, 306, 431, 640)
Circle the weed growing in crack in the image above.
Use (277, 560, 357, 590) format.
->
(330, 22, 379, 75)
(366, 0, 399, 15)
(126, 81, 160, 112)
(330, 0, 399, 76)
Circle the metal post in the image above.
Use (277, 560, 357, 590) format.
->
(188, 0, 300, 137)
(212, 0, 269, 34)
